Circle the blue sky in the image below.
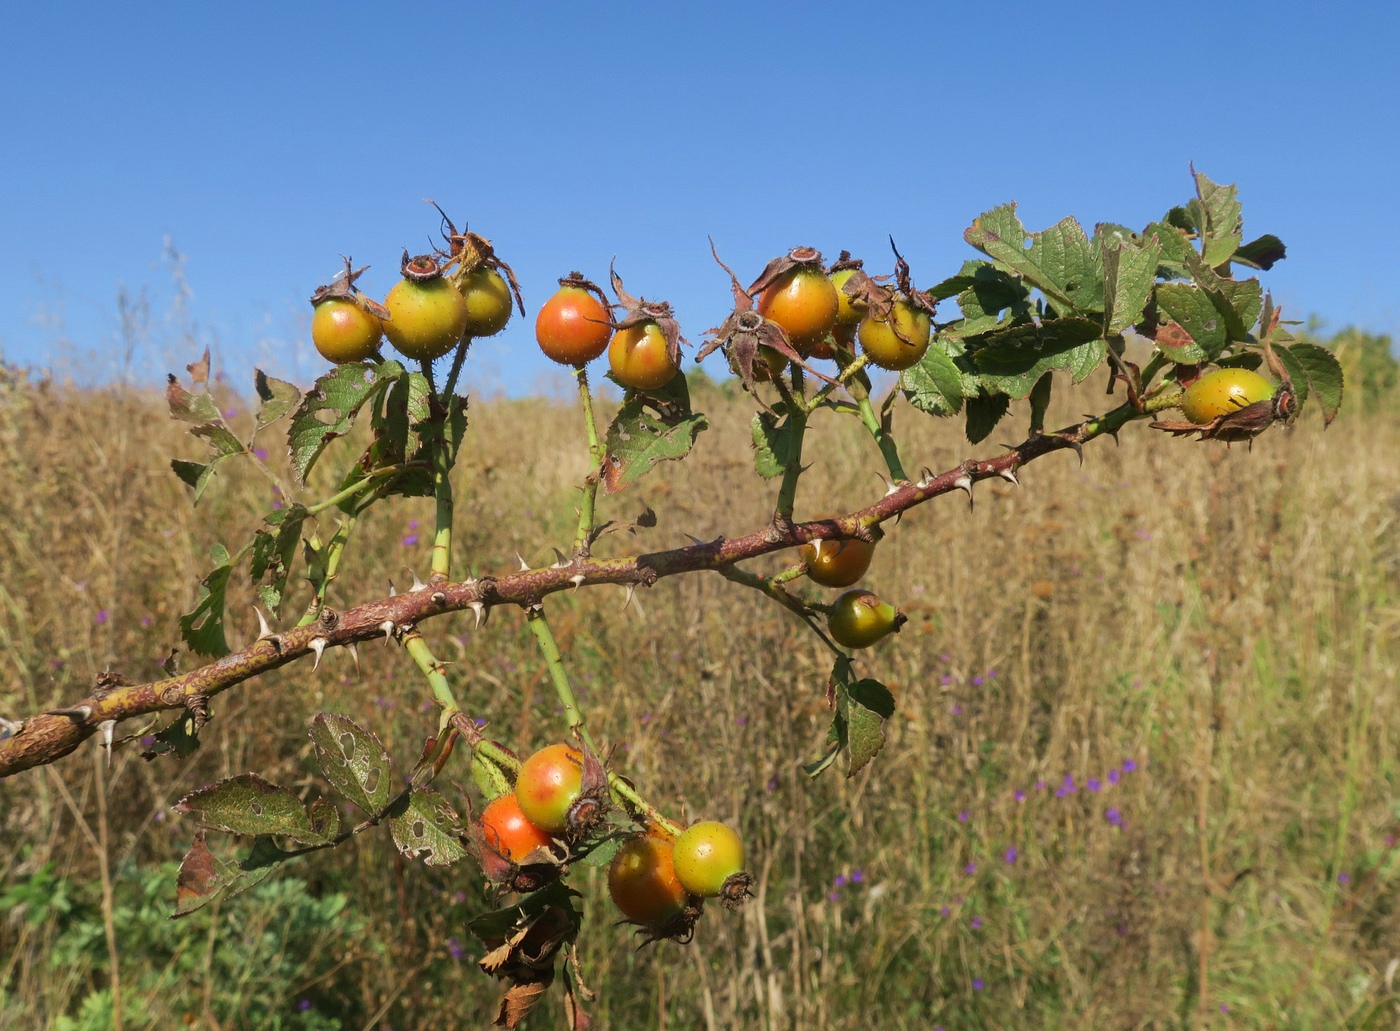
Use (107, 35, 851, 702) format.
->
(3, 1, 1396, 394)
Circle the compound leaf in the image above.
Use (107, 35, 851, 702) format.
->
(287, 361, 402, 483)
(964, 205, 1100, 315)
(900, 341, 966, 416)
(602, 375, 707, 494)
(389, 788, 468, 867)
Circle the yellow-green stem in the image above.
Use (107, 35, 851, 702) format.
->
(525, 607, 596, 752)
(420, 357, 457, 581)
(855, 395, 907, 481)
(573, 367, 606, 557)
(401, 630, 459, 726)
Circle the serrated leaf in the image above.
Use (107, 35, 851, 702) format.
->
(1155, 284, 1228, 360)
(389, 788, 467, 867)
(175, 773, 332, 844)
(1182, 249, 1262, 341)
(842, 678, 896, 777)
(970, 318, 1106, 398)
(191, 423, 246, 458)
(1101, 231, 1162, 334)
(1285, 342, 1344, 425)
(964, 206, 1101, 315)
(947, 262, 1033, 338)
(575, 834, 624, 869)
(965, 392, 1010, 445)
(1235, 234, 1286, 270)
(166, 375, 223, 424)
(307, 798, 341, 841)
(602, 378, 708, 495)
(309, 713, 394, 813)
(900, 341, 966, 416)
(141, 710, 203, 761)
(1145, 221, 1195, 279)
(180, 544, 232, 658)
(173, 834, 289, 918)
(802, 728, 842, 779)
(254, 369, 301, 430)
(171, 458, 222, 505)
(1214, 352, 1263, 371)
(1192, 169, 1243, 266)
(287, 361, 403, 483)
(750, 408, 800, 479)
(248, 505, 305, 617)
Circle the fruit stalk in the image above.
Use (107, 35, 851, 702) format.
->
(524, 606, 597, 752)
(400, 628, 460, 729)
(420, 358, 458, 581)
(572, 368, 606, 557)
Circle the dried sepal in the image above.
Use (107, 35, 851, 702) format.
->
(696, 241, 833, 401)
(607, 262, 687, 369)
(428, 200, 526, 316)
(744, 245, 825, 297)
(1150, 388, 1294, 444)
(309, 256, 391, 321)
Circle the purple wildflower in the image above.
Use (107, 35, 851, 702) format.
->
(1122, 759, 1138, 772)
(850, 869, 864, 884)
(951, 705, 962, 716)
(94, 609, 109, 625)
(834, 874, 847, 888)
(299, 999, 312, 1012)
(223, 408, 238, 420)
(254, 447, 268, 461)
(1014, 790, 1026, 802)
(1106, 807, 1123, 826)
(1004, 846, 1018, 864)
(447, 938, 465, 961)
(827, 891, 841, 903)
(1108, 769, 1120, 785)
(736, 716, 747, 727)
(970, 917, 982, 929)
(140, 615, 153, 627)
(972, 978, 985, 991)
(940, 905, 950, 916)
(964, 862, 976, 876)
(1087, 778, 1101, 792)
(1035, 779, 1046, 791)
(1338, 872, 1351, 884)
(401, 533, 418, 547)
(958, 810, 970, 823)
(971, 675, 984, 687)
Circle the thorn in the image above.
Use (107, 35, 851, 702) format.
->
(953, 473, 975, 511)
(346, 642, 360, 675)
(998, 467, 1020, 485)
(570, 573, 586, 593)
(99, 719, 116, 766)
(310, 637, 328, 671)
(255, 607, 274, 639)
(683, 533, 706, 546)
(409, 569, 427, 592)
(809, 539, 824, 561)
(551, 547, 570, 568)
(388, 579, 397, 597)
(622, 584, 637, 611)
(875, 472, 900, 497)
(0, 717, 23, 737)
(916, 467, 936, 489)
(49, 706, 92, 723)
(470, 601, 488, 628)
(1064, 438, 1084, 465)
(462, 573, 478, 588)
(380, 620, 396, 645)
(516, 552, 530, 571)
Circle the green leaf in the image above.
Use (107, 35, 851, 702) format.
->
(1100, 230, 1161, 334)
(574, 834, 625, 870)
(254, 369, 301, 431)
(1270, 345, 1309, 408)
(170, 458, 222, 505)
(1182, 249, 1263, 340)
(173, 834, 287, 918)
(249, 505, 306, 617)
(287, 361, 402, 483)
(965, 392, 1011, 445)
(842, 677, 896, 777)
(1235, 234, 1286, 270)
(389, 788, 467, 867)
(179, 544, 232, 658)
(900, 341, 966, 416)
(175, 773, 333, 845)
(190, 423, 246, 457)
(970, 318, 1106, 398)
(1145, 221, 1195, 278)
(1154, 284, 1228, 361)
(602, 376, 708, 495)
(964, 205, 1101, 315)
(1214, 351, 1263, 371)
(140, 710, 203, 761)
(309, 713, 394, 814)
(1192, 169, 1244, 266)
(802, 722, 842, 779)
(468, 880, 582, 943)
(750, 407, 801, 479)
(1285, 342, 1345, 425)
(946, 262, 1032, 338)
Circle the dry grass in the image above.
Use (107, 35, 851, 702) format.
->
(1, 361, 1398, 1030)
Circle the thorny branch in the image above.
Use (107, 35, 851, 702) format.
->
(0, 402, 1141, 779)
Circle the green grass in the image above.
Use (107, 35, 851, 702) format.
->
(1, 360, 1398, 1030)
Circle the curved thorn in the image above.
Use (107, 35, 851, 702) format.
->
(551, 547, 570, 569)
(998, 467, 1020, 485)
(99, 719, 116, 766)
(310, 638, 328, 671)
(387, 579, 398, 598)
(622, 584, 637, 611)
(470, 601, 488, 628)
(683, 533, 706, 546)
(254, 607, 274, 640)
(410, 569, 427, 592)
(808, 538, 823, 561)
(49, 706, 92, 723)
(346, 642, 360, 675)
(517, 553, 530, 572)
(380, 620, 396, 645)
(570, 573, 586, 593)
(953, 473, 974, 511)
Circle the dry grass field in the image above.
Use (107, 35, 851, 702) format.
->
(1, 356, 1397, 1030)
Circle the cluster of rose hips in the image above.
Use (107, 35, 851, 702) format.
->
(475, 743, 751, 940)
